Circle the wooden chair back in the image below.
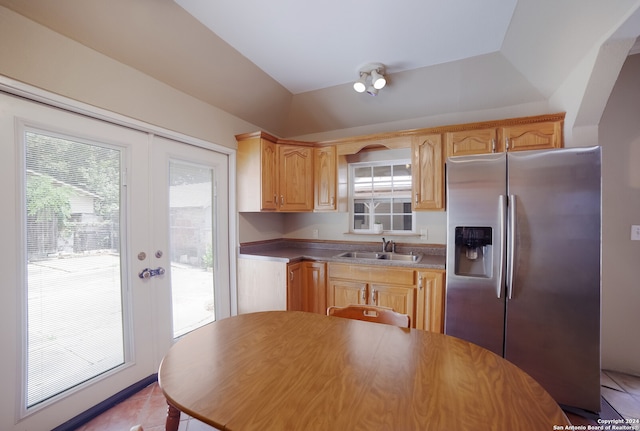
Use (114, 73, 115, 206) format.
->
(327, 304, 411, 328)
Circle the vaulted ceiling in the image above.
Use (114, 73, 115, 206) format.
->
(1, 0, 639, 138)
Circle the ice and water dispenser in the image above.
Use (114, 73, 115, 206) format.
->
(453, 227, 493, 278)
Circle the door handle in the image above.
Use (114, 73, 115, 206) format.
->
(507, 194, 517, 299)
(497, 195, 506, 298)
(371, 289, 378, 305)
(138, 267, 166, 279)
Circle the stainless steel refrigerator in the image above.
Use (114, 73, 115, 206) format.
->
(445, 146, 601, 413)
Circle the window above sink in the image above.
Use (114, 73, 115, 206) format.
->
(348, 154, 414, 234)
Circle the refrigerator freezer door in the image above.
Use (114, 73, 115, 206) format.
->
(505, 147, 601, 412)
(445, 153, 507, 355)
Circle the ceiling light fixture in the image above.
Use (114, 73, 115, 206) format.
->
(353, 63, 387, 96)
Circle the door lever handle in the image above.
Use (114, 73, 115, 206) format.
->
(138, 267, 166, 279)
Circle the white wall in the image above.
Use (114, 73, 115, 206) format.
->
(0, 6, 257, 149)
(281, 211, 448, 245)
(599, 54, 640, 376)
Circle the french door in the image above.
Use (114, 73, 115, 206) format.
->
(150, 135, 231, 356)
(0, 91, 232, 431)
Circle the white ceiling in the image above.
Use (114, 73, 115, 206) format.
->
(1, 0, 639, 138)
(174, 0, 518, 94)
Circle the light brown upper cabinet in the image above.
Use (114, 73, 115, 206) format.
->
(314, 146, 337, 211)
(445, 127, 501, 156)
(445, 115, 564, 158)
(412, 134, 444, 210)
(237, 132, 278, 212)
(500, 120, 563, 152)
(237, 113, 564, 213)
(278, 144, 314, 211)
(237, 133, 314, 212)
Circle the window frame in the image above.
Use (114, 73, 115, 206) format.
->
(348, 158, 415, 234)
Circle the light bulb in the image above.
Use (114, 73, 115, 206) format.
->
(371, 69, 386, 90)
(353, 73, 367, 93)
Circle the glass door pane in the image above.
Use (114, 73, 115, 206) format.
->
(169, 161, 216, 338)
(24, 130, 124, 407)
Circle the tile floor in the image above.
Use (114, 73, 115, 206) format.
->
(75, 370, 640, 430)
(563, 370, 640, 428)
(73, 382, 219, 431)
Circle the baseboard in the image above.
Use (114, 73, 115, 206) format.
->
(51, 374, 158, 431)
(562, 396, 624, 422)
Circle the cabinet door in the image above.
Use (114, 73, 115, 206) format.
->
(416, 270, 445, 333)
(501, 120, 562, 152)
(286, 262, 304, 311)
(370, 283, 416, 326)
(411, 133, 444, 210)
(278, 144, 314, 211)
(302, 261, 326, 314)
(236, 134, 278, 212)
(314, 146, 337, 211)
(237, 258, 287, 313)
(327, 279, 367, 308)
(260, 138, 278, 210)
(445, 127, 500, 157)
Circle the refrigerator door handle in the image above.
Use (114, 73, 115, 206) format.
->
(497, 195, 507, 298)
(507, 194, 517, 299)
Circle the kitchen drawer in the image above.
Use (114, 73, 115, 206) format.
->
(328, 262, 416, 286)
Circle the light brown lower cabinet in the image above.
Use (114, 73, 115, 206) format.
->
(415, 269, 446, 333)
(239, 258, 445, 332)
(326, 262, 445, 331)
(287, 261, 327, 314)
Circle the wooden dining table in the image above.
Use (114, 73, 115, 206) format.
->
(158, 311, 570, 431)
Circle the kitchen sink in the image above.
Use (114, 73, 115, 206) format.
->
(334, 251, 422, 262)
(335, 251, 382, 259)
(377, 252, 422, 262)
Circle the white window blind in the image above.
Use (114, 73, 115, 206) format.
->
(25, 130, 125, 407)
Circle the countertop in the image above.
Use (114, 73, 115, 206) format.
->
(238, 239, 446, 270)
